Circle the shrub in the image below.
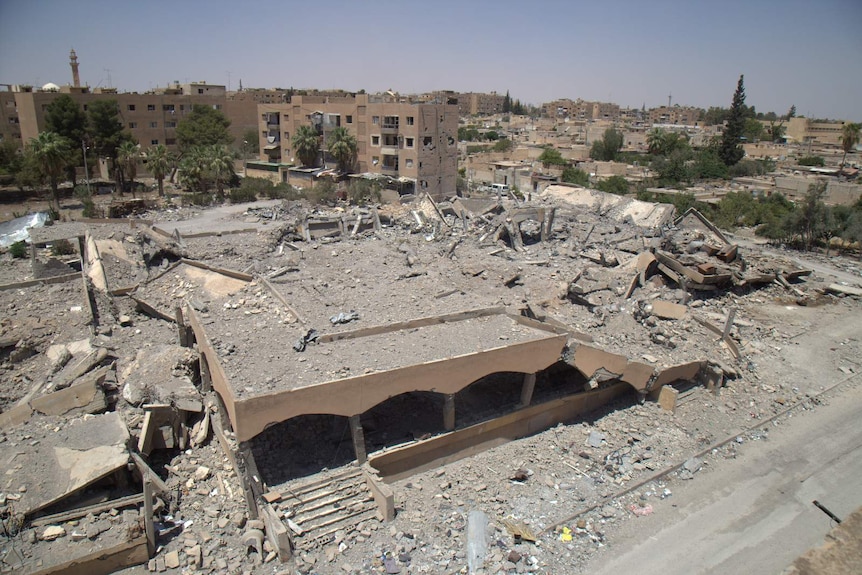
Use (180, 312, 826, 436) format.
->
(267, 183, 301, 200)
(596, 175, 630, 195)
(50, 239, 76, 256)
(228, 186, 258, 203)
(184, 192, 215, 206)
(308, 180, 338, 206)
(561, 167, 589, 187)
(798, 156, 825, 167)
(348, 179, 382, 205)
(9, 240, 28, 258)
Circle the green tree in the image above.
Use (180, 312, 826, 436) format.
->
(240, 128, 260, 158)
(719, 75, 747, 166)
(117, 141, 141, 197)
(458, 126, 480, 141)
(561, 166, 589, 186)
(693, 150, 729, 180)
(840, 122, 860, 167)
(590, 128, 623, 161)
(207, 145, 236, 198)
(145, 144, 174, 197)
(26, 131, 72, 209)
(175, 105, 233, 154)
(503, 91, 511, 114)
(647, 128, 689, 156)
(326, 127, 358, 172)
(538, 146, 567, 167)
(45, 95, 87, 185)
(87, 99, 133, 192)
(743, 117, 765, 142)
(0, 139, 23, 180)
(292, 125, 320, 167)
(596, 175, 630, 195)
(798, 156, 825, 167)
(492, 138, 513, 152)
(179, 147, 208, 193)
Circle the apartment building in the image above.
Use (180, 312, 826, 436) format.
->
(542, 99, 620, 121)
(254, 93, 458, 199)
(2, 82, 258, 151)
(647, 106, 701, 126)
(785, 117, 849, 147)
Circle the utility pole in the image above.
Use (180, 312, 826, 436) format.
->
(82, 140, 91, 196)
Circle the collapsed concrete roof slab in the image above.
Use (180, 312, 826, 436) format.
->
(541, 185, 675, 229)
(1, 412, 129, 517)
(189, 307, 569, 442)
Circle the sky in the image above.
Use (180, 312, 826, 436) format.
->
(0, 0, 860, 120)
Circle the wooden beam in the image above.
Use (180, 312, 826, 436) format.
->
(30, 493, 144, 527)
(443, 394, 455, 431)
(519, 373, 537, 407)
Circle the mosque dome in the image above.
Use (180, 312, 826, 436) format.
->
(41, 82, 60, 92)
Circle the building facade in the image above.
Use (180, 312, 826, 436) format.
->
(647, 106, 701, 126)
(785, 117, 849, 147)
(255, 94, 458, 199)
(542, 99, 620, 121)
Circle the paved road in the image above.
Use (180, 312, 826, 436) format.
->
(584, 378, 862, 575)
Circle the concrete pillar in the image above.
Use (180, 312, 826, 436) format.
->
(519, 373, 537, 408)
(199, 355, 212, 393)
(443, 394, 455, 431)
(349, 415, 367, 464)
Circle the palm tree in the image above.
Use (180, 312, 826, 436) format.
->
(292, 125, 320, 167)
(207, 145, 236, 199)
(179, 146, 208, 193)
(840, 122, 861, 168)
(327, 127, 358, 173)
(27, 131, 71, 210)
(118, 141, 141, 197)
(647, 128, 666, 155)
(145, 144, 173, 197)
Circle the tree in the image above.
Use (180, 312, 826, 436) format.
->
(145, 144, 174, 197)
(647, 128, 666, 155)
(743, 117, 765, 142)
(596, 175, 629, 195)
(719, 75, 747, 166)
(503, 91, 511, 114)
(26, 131, 71, 209)
(538, 146, 567, 167)
(45, 95, 87, 185)
(87, 99, 133, 192)
(561, 166, 589, 187)
(492, 138, 513, 152)
(175, 105, 233, 154)
(240, 128, 259, 158)
(840, 122, 860, 168)
(0, 139, 23, 180)
(207, 145, 236, 198)
(292, 125, 320, 167)
(117, 141, 141, 197)
(590, 128, 623, 161)
(647, 128, 689, 156)
(326, 127, 358, 172)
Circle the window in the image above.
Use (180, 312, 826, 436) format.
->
(382, 155, 398, 170)
(165, 138, 176, 145)
(165, 121, 176, 128)
(282, 114, 289, 121)
(406, 116, 414, 126)
(128, 104, 136, 111)
(346, 115, 353, 124)
(83, 105, 88, 111)
(213, 104, 222, 110)
(405, 158, 414, 168)
(129, 122, 137, 129)
(163, 104, 175, 112)
(371, 156, 379, 166)
(180, 105, 186, 111)
(151, 139, 159, 145)
(262, 131, 267, 137)
(383, 116, 399, 129)
(150, 121, 158, 128)
(147, 104, 156, 111)
(283, 132, 290, 140)
(405, 137, 414, 148)
(372, 116, 379, 125)
(198, 88, 204, 94)
(371, 135, 380, 146)
(423, 136, 433, 147)
(383, 134, 398, 147)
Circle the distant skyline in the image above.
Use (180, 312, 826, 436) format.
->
(1, 0, 860, 120)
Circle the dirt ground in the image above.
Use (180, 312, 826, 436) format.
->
(1, 189, 861, 575)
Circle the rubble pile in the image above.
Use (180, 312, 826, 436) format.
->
(1, 188, 860, 574)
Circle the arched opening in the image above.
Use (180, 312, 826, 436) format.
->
(531, 361, 592, 404)
(362, 391, 446, 454)
(454, 371, 524, 427)
(250, 414, 354, 486)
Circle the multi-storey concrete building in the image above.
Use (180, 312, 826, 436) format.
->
(423, 91, 504, 116)
(2, 82, 258, 152)
(785, 117, 850, 147)
(253, 93, 458, 199)
(647, 106, 701, 126)
(542, 99, 620, 121)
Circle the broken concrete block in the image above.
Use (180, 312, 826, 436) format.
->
(164, 550, 180, 569)
(655, 385, 679, 412)
(31, 366, 109, 416)
(41, 525, 66, 541)
(587, 431, 606, 448)
(53, 347, 109, 390)
(121, 345, 201, 410)
(650, 300, 687, 320)
(46, 344, 72, 371)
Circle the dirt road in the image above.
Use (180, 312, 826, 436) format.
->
(583, 375, 862, 575)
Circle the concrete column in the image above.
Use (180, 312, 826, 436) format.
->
(199, 355, 212, 393)
(443, 394, 456, 431)
(519, 372, 537, 408)
(349, 415, 367, 464)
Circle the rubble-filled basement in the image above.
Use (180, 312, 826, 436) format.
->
(1, 187, 861, 574)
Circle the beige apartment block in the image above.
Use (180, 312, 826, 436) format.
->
(5, 82, 258, 153)
(785, 117, 850, 147)
(648, 106, 702, 126)
(543, 99, 620, 121)
(255, 94, 458, 200)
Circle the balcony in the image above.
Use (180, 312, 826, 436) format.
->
(380, 146, 399, 156)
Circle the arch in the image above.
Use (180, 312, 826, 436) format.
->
(249, 413, 354, 485)
(361, 391, 447, 454)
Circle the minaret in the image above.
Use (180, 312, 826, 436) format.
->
(70, 49, 81, 88)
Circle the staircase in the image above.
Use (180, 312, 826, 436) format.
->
(272, 467, 380, 551)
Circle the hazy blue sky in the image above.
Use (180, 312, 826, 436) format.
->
(1, 0, 859, 120)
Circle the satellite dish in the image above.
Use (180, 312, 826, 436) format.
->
(267, 135, 276, 144)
